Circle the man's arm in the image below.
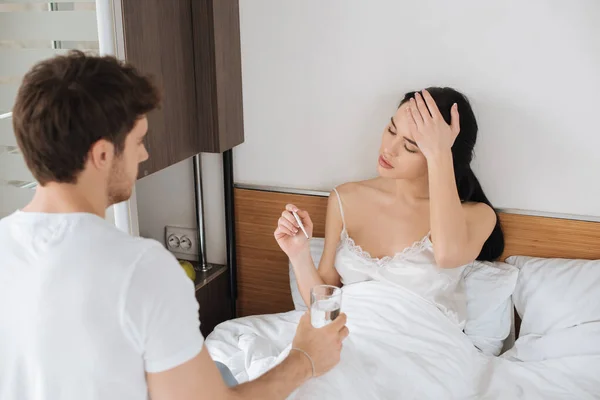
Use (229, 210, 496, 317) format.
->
(230, 350, 311, 398)
(147, 346, 310, 400)
(147, 348, 230, 400)
(148, 313, 349, 400)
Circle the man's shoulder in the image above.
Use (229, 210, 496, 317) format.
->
(74, 214, 173, 268)
(82, 214, 162, 248)
(0, 211, 19, 228)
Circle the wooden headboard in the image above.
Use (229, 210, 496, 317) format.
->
(234, 187, 600, 318)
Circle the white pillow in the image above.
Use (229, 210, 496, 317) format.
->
(506, 256, 600, 337)
(462, 261, 519, 355)
(289, 238, 325, 311)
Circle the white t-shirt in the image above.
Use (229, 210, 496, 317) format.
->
(0, 211, 204, 400)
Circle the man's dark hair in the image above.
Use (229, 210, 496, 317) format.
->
(12, 50, 160, 185)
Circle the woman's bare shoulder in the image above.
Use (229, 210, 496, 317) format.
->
(334, 178, 382, 199)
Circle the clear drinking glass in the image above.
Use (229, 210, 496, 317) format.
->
(310, 285, 342, 328)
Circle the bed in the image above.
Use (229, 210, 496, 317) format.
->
(206, 186, 600, 399)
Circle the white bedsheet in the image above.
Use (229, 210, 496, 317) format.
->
(206, 281, 600, 399)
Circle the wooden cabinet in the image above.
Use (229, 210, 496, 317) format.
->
(191, 0, 245, 153)
(194, 266, 233, 337)
(120, 0, 245, 178)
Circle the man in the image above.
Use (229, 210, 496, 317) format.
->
(0, 51, 348, 400)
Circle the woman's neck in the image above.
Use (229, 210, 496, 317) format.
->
(376, 176, 429, 204)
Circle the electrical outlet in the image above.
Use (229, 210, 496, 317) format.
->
(165, 226, 198, 261)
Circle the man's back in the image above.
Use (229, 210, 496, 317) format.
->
(0, 211, 204, 400)
(1, 51, 349, 400)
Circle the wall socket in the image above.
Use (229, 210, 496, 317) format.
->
(165, 226, 199, 261)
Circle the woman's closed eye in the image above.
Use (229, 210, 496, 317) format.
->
(404, 144, 418, 153)
(404, 140, 418, 154)
(389, 125, 418, 153)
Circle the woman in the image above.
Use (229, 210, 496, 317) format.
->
(275, 87, 504, 324)
(207, 88, 505, 398)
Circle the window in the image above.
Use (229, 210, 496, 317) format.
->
(0, 1, 99, 217)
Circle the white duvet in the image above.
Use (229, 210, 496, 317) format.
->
(206, 281, 600, 399)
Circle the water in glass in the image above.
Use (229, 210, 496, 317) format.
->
(310, 285, 342, 328)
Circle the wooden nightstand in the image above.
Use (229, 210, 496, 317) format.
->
(188, 263, 233, 337)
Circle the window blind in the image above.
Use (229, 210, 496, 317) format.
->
(0, 1, 99, 216)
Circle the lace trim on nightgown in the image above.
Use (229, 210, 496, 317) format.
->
(339, 229, 431, 266)
(331, 187, 431, 265)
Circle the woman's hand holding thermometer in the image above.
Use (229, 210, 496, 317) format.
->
(292, 210, 309, 239)
(274, 204, 313, 259)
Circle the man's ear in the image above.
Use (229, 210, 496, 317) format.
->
(88, 139, 115, 171)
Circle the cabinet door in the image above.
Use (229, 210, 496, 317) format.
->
(191, 0, 245, 153)
(121, 0, 201, 178)
(196, 270, 233, 337)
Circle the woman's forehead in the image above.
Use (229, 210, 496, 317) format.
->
(392, 103, 415, 142)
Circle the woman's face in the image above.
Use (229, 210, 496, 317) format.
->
(377, 103, 428, 180)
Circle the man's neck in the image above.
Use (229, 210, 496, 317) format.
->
(22, 183, 108, 218)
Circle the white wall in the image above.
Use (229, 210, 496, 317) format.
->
(234, 0, 600, 217)
(135, 0, 600, 265)
(135, 154, 227, 265)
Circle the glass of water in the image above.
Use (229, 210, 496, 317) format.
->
(310, 285, 342, 328)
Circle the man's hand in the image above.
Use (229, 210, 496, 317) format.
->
(291, 312, 349, 377)
(147, 313, 350, 400)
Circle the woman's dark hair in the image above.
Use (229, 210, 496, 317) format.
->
(399, 87, 504, 261)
